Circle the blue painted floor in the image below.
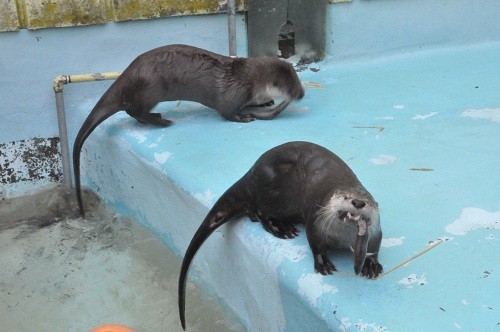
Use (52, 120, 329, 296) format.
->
(91, 42, 499, 331)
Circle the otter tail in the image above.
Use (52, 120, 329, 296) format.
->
(73, 93, 121, 216)
(178, 179, 250, 330)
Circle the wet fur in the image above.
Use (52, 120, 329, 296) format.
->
(73, 44, 304, 215)
(178, 141, 383, 329)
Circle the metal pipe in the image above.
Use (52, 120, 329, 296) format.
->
(54, 90, 72, 196)
(53, 72, 122, 93)
(52, 72, 122, 197)
(227, 0, 237, 57)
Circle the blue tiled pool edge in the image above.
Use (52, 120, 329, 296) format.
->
(81, 42, 499, 331)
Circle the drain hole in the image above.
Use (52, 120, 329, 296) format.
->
(278, 20, 295, 58)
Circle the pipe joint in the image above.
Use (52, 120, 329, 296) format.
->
(53, 75, 68, 92)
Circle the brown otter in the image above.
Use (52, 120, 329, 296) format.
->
(73, 44, 305, 215)
(178, 141, 383, 329)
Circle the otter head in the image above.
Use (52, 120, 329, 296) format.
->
(259, 58, 304, 102)
(316, 186, 379, 275)
(273, 60, 304, 101)
(327, 186, 379, 229)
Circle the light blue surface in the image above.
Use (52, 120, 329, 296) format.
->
(82, 42, 499, 331)
(326, 0, 500, 61)
(1, 0, 499, 329)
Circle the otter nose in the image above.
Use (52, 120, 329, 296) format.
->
(352, 199, 366, 209)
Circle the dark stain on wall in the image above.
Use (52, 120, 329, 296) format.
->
(0, 137, 62, 185)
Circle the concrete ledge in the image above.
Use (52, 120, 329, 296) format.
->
(80, 109, 335, 331)
(79, 42, 499, 331)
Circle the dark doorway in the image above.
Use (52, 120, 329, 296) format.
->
(278, 20, 295, 58)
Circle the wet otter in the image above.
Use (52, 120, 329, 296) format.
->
(178, 141, 382, 329)
(73, 44, 305, 215)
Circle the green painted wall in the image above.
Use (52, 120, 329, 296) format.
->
(0, 0, 246, 31)
(0, 0, 19, 31)
(114, 0, 244, 21)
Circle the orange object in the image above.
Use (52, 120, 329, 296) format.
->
(91, 325, 135, 332)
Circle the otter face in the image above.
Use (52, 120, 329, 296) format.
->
(315, 186, 379, 245)
(269, 61, 305, 101)
(328, 188, 379, 228)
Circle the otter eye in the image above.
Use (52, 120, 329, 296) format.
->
(344, 196, 348, 200)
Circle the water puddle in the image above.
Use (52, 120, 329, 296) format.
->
(0, 186, 244, 332)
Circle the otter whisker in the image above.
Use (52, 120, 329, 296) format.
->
(349, 246, 375, 256)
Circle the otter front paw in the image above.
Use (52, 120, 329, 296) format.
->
(231, 114, 255, 123)
(258, 100, 275, 107)
(360, 256, 383, 279)
(261, 219, 299, 239)
(314, 254, 337, 275)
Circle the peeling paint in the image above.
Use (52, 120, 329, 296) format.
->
(381, 236, 405, 248)
(461, 108, 500, 123)
(398, 273, 427, 287)
(413, 112, 437, 120)
(0, 137, 62, 187)
(297, 273, 338, 306)
(445, 207, 500, 235)
(370, 155, 397, 165)
(354, 321, 388, 332)
(193, 189, 216, 207)
(339, 317, 352, 332)
(153, 151, 172, 164)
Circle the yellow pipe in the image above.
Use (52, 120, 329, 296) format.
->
(53, 71, 122, 92)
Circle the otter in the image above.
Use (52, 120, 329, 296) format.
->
(178, 141, 382, 329)
(73, 44, 305, 215)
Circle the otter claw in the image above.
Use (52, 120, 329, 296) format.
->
(361, 257, 383, 279)
(232, 114, 255, 122)
(282, 224, 299, 239)
(314, 254, 337, 275)
(261, 219, 299, 239)
(252, 100, 275, 108)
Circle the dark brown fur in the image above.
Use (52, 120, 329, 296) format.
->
(178, 141, 383, 329)
(73, 45, 304, 215)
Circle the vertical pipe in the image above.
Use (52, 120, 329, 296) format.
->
(55, 90, 73, 196)
(227, 0, 237, 57)
(52, 72, 121, 202)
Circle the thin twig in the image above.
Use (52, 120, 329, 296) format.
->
(353, 126, 385, 132)
(374, 239, 445, 280)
